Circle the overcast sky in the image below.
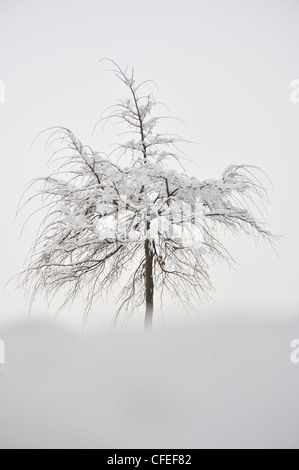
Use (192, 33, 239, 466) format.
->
(0, 0, 299, 331)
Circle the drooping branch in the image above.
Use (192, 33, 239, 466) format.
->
(15, 62, 276, 327)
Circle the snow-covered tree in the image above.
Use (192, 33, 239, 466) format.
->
(18, 61, 275, 328)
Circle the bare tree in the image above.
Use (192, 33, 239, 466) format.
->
(18, 61, 275, 329)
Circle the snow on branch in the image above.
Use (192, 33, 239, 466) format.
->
(16, 63, 276, 323)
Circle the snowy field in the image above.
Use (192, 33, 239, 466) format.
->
(0, 316, 299, 449)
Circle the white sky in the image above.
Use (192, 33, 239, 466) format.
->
(0, 0, 299, 331)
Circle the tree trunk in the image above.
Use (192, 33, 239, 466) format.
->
(144, 237, 154, 330)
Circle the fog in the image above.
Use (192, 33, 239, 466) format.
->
(0, 317, 299, 449)
(1, 0, 299, 450)
(1, 0, 299, 329)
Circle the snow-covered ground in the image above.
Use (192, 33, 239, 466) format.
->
(0, 317, 299, 449)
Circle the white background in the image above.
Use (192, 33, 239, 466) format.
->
(0, 0, 298, 330)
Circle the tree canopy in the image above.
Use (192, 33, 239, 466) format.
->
(18, 61, 275, 327)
